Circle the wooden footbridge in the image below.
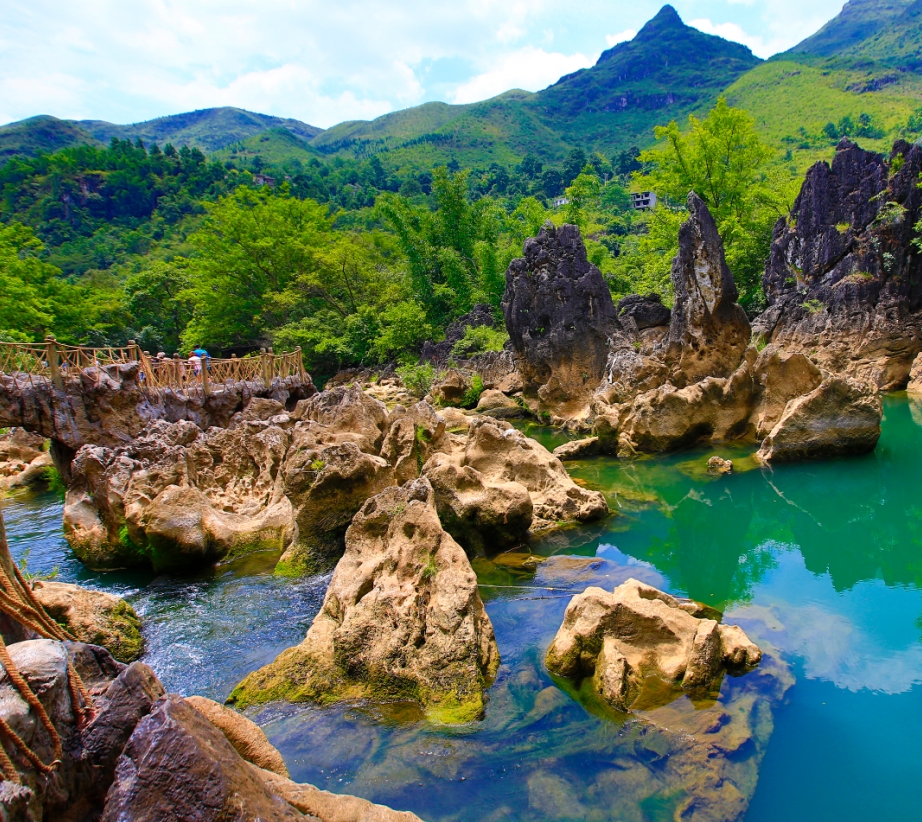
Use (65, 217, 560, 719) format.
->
(0, 336, 307, 398)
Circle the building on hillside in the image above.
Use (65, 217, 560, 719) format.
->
(253, 174, 276, 187)
(631, 191, 657, 210)
(552, 196, 570, 208)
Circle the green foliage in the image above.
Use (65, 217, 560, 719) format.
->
(803, 299, 825, 314)
(450, 325, 508, 359)
(460, 375, 485, 409)
(397, 362, 437, 397)
(630, 99, 797, 307)
(17, 548, 58, 583)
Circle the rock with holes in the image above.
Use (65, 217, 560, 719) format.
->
(30, 581, 142, 663)
(230, 478, 499, 723)
(546, 578, 761, 712)
(0, 429, 51, 492)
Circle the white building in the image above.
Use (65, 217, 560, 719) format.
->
(631, 191, 657, 210)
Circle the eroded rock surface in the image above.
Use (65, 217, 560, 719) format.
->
(664, 193, 751, 386)
(546, 578, 761, 712)
(503, 223, 624, 403)
(753, 138, 922, 389)
(0, 429, 51, 492)
(231, 478, 500, 723)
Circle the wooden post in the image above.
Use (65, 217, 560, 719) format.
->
(267, 347, 275, 386)
(173, 353, 182, 388)
(201, 353, 210, 396)
(45, 336, 63, 390)
(260, 348, 269, 389)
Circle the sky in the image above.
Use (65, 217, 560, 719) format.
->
(0, 0, 848, 130)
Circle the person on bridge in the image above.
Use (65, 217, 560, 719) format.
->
(188, 352, 202, 376)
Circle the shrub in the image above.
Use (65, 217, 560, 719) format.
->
(450, 325, 508, 359)
(803, 299, 825, 314)
(460, 374, 485, 409)
(397, 362, 437, 397)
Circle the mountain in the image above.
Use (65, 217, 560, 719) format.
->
(0, 116, 100, 162)
(528, 5, 761, 150)
(310, 6, 761, 166)
(785, 0, 921, 65)
(75, 107, 324, 152)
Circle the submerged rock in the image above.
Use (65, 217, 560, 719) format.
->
(707, 456, 733, 475)
(231, 478, 499, 723)
(757, 377, 882, 462)
(552, 437, 601, 461)
(30, 580, 143, 663)
(503, 223, 623, 403)
(546, 578, 761, 712)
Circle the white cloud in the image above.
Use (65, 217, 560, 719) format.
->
(451, 46, 595, 104)
(606, 29, 637, 47)
(690, 17, 803, 59)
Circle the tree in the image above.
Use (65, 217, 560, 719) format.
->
(125, 260, 194, 353)
(182, 185, 335, 349)
(634, 98, 793, 307)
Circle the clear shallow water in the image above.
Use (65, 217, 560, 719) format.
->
(4, 396, 922, 820)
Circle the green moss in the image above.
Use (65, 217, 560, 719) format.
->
(96, 600, 144, 663)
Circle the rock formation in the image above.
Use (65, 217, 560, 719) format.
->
(62, 387, 605, 574)
(231, 478, 500, 723)
(421, 303, 496, 364)
(0, 429, 52, 492)
(664, 193, 751, 385)
(0, 361, 316, 465)
(546, 578, 761, 712)
(503, 223, 625, 403)
(30, 580, 143, 663)
(908, 353, 922, 393)
(753, 138, 922, 389)
(616, 293, 671, 332)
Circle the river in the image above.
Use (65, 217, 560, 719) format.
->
(4, 394, 922, 821)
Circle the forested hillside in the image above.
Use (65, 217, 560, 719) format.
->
(2, 0, 922, 384)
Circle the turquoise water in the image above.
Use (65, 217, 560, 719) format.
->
(4, 395, 922, 820)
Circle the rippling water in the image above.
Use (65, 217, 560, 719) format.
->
(4, 395, 922, 821)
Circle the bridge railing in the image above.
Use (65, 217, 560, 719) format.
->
(0, 336, 306, 397)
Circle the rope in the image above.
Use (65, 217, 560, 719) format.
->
(0, 636, 62, 765)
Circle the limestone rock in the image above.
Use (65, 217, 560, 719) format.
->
(421, 303, 495, 364)
(757, 377, 882, 462)
(101, 695, 303, 822)
(616, 293, 671, 331)
(252, 765, 425, 822)
(546, 578, 761, 712)
(0, 429, 51, 491)
(664, 193, 751, 385)
(429, 369, 470, 406)
(502, 223, 623, 402)
(231, 478, 499, 723)
(293, 385, 388, 455)
(754, 139, 922, 388)
(423, 451, 533, 554)
(552, 437, 600, 461)
(185, 695, 289, 777)
(0, 360, 316, 454)
(750, 345, 823, 437)
(30, 580, 143, 663)
(475, 389, 523, 419)
(432, 416, 608, 532)
(707, 456, 733, 475)
(907, 352, 922, 393)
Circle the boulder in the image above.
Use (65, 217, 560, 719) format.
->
(30, 580, 143, 663)
(475, 389, 523, 419)
(100, 695, 304, 822)
(432, 416, 608, 532)
(757, 377, 883, 462)
(63, 420, 295, 572)
(754, 139, 922, 388)
(185, 695, 289, 777)
(0, 360, 316, 455)
(0, 428, 52, 491)
(552, 437, 600, 461)
(663, 193, 751, 385)
(429, 369, 470, 406)
(292, 385, 388, 455)
(502, 223, 624, 402)
(545, 578, 761, 712)
(750, 345, 823, 437)
(617, 293, 671, 331)
(230, 478, 499, 723)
